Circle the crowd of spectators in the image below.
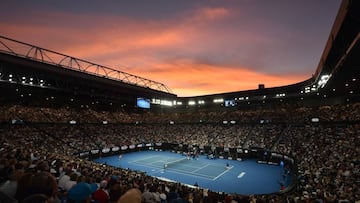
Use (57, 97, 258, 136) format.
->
(0, 102, 359, 202)
(273, 124, 360, 202)
(1, 102, 360, 124)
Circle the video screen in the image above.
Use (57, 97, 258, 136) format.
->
(137, 98, 150, 109)
(224, 100, 236, 107)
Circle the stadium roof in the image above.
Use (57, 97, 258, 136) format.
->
(313, 0, 360, 98)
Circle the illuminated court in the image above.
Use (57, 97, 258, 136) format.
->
(94, 150, 292, 194)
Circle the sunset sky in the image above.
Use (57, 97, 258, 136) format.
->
(0, 0, 341, 96)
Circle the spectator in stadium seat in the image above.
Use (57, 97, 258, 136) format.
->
(22, 193, 49, 203)
(166, 185, 179, 202)
(142, 190, 157, 203)
(14, 171, 59, 203)
(93, 180, 110, 203)
(108, 182, 123, 203)
(0, 166, 18, 198)
(117, 188, 142, 203)
(67, 182, 98, 203)
(58, 170, 71, 191)
(64, 172, 78, 191)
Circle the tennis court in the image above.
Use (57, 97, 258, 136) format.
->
(129, 155, 232, 180)
(94, 150, 292, 194)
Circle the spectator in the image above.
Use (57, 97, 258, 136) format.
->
(67, 182, 98, 203)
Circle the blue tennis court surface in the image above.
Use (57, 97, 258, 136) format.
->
(94, 150, 291, 195)
(129, 155, 232, 180)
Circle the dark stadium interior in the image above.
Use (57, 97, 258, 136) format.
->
(0, 0, 359, 202)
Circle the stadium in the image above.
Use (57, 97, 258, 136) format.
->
(0, 0, 359, 202)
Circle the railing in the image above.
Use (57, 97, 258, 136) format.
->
(0, 35, 174, 94)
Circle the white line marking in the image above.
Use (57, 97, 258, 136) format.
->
(237, 172, 246, 178)
(191, 164, 210, 173)
(213, 166, 233, 180)
(162, 167, 215, 180)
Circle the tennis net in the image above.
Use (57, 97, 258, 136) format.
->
(164, 157, 188, 169)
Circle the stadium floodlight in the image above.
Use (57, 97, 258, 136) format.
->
(317, 74, 330, 88)
(275, 93, 286, 97)
(160, 100, 173, 106)
(152, 98, 160, 104)
(198, 100, 205, 104)
(311, 118, 320, 123)
(188, 101, 196, 105)
(213, 98, 224, 103)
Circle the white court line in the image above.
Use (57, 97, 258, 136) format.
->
(131, 161, 163, 169)
(162, 167, 215, 180)
(129, 157, 232, 181)
(212, 166, 233, 180)
(237, 172, 246, 178)
(130, 156, 184, 168)
(128, 156, 180, 164)
(191, 164, 210, 173)
(181, 163, 202, 170)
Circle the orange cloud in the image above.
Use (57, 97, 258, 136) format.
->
(122, 60, 309, 97)
(191, 7, 230, 21)
(0, 7, 311, 97)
